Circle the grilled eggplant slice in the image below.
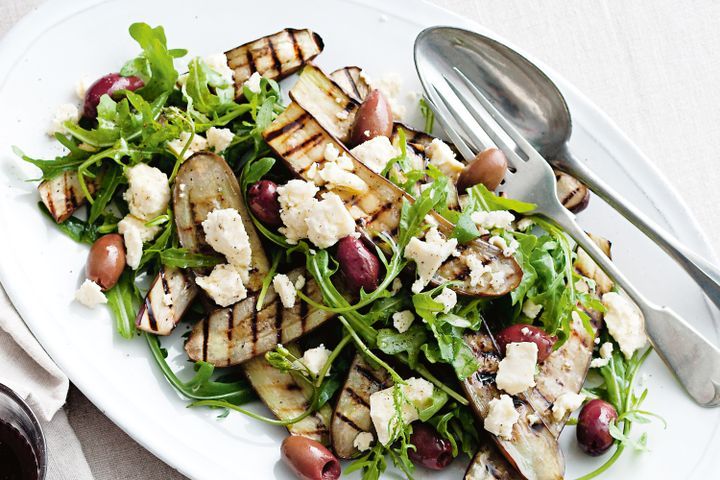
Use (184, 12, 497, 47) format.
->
(38, 171, 93, 223)
(462, 331, 565, 480)
(331, 354, 392, 459)
(263, 102, 522, 297)
(173, 152, 269, 291)
(555, 170, 590, 213)
(465, 442, 518, 480)
(185, 268, 335, 366)
(329, 66, 371, 103)
(242, 344, 332, 444)
(136, 266, 198, 335)
(225, 28, 324, 99)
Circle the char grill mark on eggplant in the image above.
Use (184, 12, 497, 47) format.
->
(225, 28, 324, 99)
(331, 354, 392, 459)
(262, 101, 522, 297)
(329, 66, 371, 103)
(184, 268, 335, 366)
(38, 171, 93, 223)
(464, 236, 614, 479)
(136, 266, 198, 335)
(242, 344, 332, 444)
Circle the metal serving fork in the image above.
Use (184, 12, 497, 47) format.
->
(421, 66, 720, 407)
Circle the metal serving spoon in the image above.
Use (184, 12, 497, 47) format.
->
(414, 26, 720, 313)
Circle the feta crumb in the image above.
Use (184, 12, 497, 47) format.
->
(167, 132, 208, 159)
(488, 235, 519, 257)
(297, 344, 332, 377)
(393, 310, 415, 333)
(353, 432, 374, 452)
(600, 342, 614, 359)
(470, 210, 515, 233)
(435, 288, 457, 313)
(516, 217, 535, 231)
(390, 278, 403, 295)
(484, 394, 519, 440)
(527, 413, 540, 426)
(336, 154, 355, 171)
(465, 254, 493, 288)
(602, 292, 647, 359)
(75, 76, 91, 100)
(277, 180, 319, 244)
(404, 228, 458, 293)
(350, 136, 398, 174)
(201, 208, 252, 278)
(496, 342, 538, 395)
(47, 103, 80, 136)
(295, 275, 306, 291)
(273, 273, 298, 309)
(589, 357, 609, 368)
(552, 391, 586, 421)
(336, 109, 350, 120)
(522, 300, 543, 319)
(305, 193, 356, 249)
(123, 164, 171, 221)
(75, 279, 107, 308)
(118, 214, 161, 270)
(324, 143, 340, 162)
(243, 71, 262, 93)
(204, 52, 234, 85)
(319, 162, 368, 194)
(195, 264, 247, 307)
(205, 127, 234, 153)
(370, 378, 434, 445)
(426, 139, 464, 181)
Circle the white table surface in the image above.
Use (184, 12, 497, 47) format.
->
(1, 0, 719, 478)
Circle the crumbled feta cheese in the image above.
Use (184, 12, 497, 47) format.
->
(353, 432, 374, 452)
(589, 357, 609, 368)
(435, 288, 457, 313)
(552, 391, 586, 421)
(465, 254, 494, 288)
(298, 344, 332, 377)
(75, 279, 107, 308)
(336, 109, 350, 121)
(393, 310, 415, 333)
(118, 214, 161, 270)
(594, 337, 601, 345)
(206, 127, 234, 153)
(295, 275, 306, 291)
(496, 342, 538, 395)
(470, 210, 515, 233)
(522, 300, 543, 319)
(336, 154, 355, 171)
(527, 413, 540, 426)
(484, 394, 519, 440)
(204, 52, 234, 85)
(47, 103, 80, 136)
(324, 143, 340, 162)
(201, 208, 252, 278)
(319, 162, 368, 194)
(426, 139, 464, 181)
(305, 193, 356, 248)
(350, 136, 398, 174)
(167, 132, 208, 159)
(306, 162, 321, 184)
(277, 180, 319, 244)
(600, 342, 613, 359)
(516, 217, 535, 231)
(273, 273, 297, 309)
(75, 76, 91, 100)
(195, 264, 247, 307)
(123, 164, 171, 221)
(370, 378, 434, 445)
(488, 235, 519, 257)
(390, 278, 403, 295)
(243, 71, 262, 93)
(602, 292, 647, 359)
(404, 228, 458, 293)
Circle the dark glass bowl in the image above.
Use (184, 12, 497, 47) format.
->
(0, 382, 46, 479)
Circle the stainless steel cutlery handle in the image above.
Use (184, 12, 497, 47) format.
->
(551, 206, 720, 407)
(556, 146, 720, 312)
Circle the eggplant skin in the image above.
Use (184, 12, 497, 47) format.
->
(263, 101, 522, 298)
(38, 171, 93, 223)
(184, 268, 335, 366)
(329, 66, 371, 103)
(331, 354, 392, 459)
(225, 28, 324, 99)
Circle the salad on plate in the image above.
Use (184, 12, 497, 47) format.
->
(18, 23, 662, 480)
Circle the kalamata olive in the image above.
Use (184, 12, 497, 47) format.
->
(247, 180, 282, 226)
(408, 423, 453, 470)
(495, 324, 557, 363)
(577, 399, 618, 456)
(456, 147, 508, 192)
(83, 73, 145, 119)
(280, 435, 341, 480)
(336, 236, 380, 293)
(349, 89, 393, 147)
(86, 234, 126, 290)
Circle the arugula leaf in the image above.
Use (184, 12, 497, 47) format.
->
(88, 163, 123, 224)
(419, 98, 435, 133)
(428, 403, 480, 459)
(106, 271, 139, 339)
(124, 23, 184, 100)
(159, 248, 223, 268)
(38, 203, 98, 244)
(15, 139, 91, 181)
(376, 325, 427, 368)
(465, 183, 536, 213)
(184, 57, 235, 115)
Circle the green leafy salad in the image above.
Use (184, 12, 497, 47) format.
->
(19, 23, 662, 480)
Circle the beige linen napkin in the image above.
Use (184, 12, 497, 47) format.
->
(0, 285, 94, 480)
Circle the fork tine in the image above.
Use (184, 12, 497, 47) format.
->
(438, 76, 526, 169)
(422, 96, 476, 161)
(429, 83, 490, 154)
(452, 67, 540, 158)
